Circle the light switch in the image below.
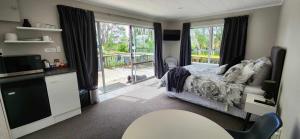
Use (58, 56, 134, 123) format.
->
(56, 46, 61, 52)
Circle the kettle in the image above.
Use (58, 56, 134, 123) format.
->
(42, 59, 51, 70)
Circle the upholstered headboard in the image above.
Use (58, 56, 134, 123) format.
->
(269, 46, 286, 102)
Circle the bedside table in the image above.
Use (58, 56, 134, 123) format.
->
(243, 93, 276, 130)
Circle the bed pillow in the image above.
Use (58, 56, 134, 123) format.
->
(216, 64, 228, 75)
(235, 62, 255, 84)
(241, 59, 255, 65)
(224, 57, 243, 73)
(248, 57, 272, 86)
(223, 63, 244, 83)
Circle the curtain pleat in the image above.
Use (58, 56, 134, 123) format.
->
(57, 5, 98, 104)
(154, 23, 165, 79)
(179, 23, 191, 66)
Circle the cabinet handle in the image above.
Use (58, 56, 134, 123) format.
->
(8, 92, 16, 95)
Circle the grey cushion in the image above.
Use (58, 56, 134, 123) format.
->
(248, 57, 272, 86)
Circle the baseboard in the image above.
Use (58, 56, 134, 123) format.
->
(11, 117, 54, 139)
(11, 108, 81, 139)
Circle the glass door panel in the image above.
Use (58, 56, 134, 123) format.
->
(212, 26, 223, 64)
(96, 22, 132, 93)
(95, 22, 105, 92)
(131, 26, 155, 83)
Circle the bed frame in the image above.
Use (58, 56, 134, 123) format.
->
(269, 46, 286, 103)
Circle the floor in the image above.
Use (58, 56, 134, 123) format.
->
(98, 66, 154, 93)
(21, 79, 244, 139)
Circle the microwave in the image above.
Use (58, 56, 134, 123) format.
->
(0, 55, 44, 78)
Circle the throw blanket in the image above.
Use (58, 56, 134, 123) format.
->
(167, 67, 191, 92)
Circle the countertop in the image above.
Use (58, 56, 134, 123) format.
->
(0, 68, 76, 84)
(45, 68, 76, 76)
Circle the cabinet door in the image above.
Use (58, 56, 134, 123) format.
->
(46, 73, 81, 116)
(0, 0, 20, 22)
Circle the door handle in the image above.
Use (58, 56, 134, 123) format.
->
(8, 92, 16, 95)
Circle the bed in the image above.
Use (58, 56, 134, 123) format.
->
(161, 47, 286, 120)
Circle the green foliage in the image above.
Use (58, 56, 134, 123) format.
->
(117, 43, 129, 52)
(97, 23, 155, 68)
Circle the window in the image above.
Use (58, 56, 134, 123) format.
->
(190, 25, 223, 64)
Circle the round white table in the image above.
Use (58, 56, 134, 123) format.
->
(122, 109, 233, 139)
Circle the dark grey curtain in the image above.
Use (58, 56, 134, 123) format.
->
(219, 15, 249, 65)
(180, 23, 191, 66)
(57, 5, 98, 103)
(154, 23, 165, 79)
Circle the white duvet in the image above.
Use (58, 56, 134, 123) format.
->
(161, 63, 245, 107)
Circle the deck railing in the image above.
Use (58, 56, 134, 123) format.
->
(98, 53, 219, 69)
(99, 53, 154, 68)
(191, 55, 219, 64)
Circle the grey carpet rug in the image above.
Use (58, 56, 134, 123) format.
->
(21, 82, 244, 139)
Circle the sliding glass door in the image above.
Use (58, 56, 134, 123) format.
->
(96, 22, 131, 93)
(131, 26, 155, 83)
(96, 22, 154, 93)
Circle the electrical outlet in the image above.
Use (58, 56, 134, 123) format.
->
(271, 127, 282, 139)
(56, 46, 61, 52)
(44, 48, 57, 53)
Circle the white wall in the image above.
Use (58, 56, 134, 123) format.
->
(162, 6, 281, 62)
(275, 0, 300, 138)
(0, 0, 157, 64)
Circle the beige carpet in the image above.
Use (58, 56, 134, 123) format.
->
(22, 79, 244, 139)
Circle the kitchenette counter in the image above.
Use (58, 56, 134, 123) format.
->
(0, 68, 76, 84)
(45, 68, 76, 76)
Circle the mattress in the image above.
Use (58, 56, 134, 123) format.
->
(166, 90, 259, 121)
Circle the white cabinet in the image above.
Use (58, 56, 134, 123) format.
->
(45, 72, 81, 116)
(0, 0, 20, 22)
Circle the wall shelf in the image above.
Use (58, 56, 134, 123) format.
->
(4, 40, 54, 44)
(16, 27, 62, 32)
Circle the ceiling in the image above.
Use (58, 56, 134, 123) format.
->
(78, 0, 283, 21)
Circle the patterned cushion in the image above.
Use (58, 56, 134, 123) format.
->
(223, 63, 244, 83)
(236, 62, 255, 84)
(216, 64, 228, 75)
